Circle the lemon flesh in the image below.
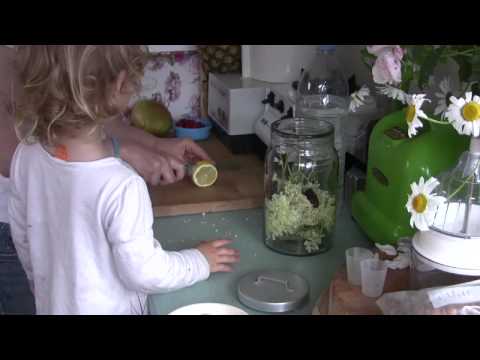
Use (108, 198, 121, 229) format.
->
(192, 161, 218, 188)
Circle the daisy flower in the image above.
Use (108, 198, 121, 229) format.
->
(445, 92, 480, 137)
(376, 84, 408, 104)
(405, 94, 430, 138)
(349, 85, 370, 112)
(405, 176, 444, 231)
(434, 77, 453, 118)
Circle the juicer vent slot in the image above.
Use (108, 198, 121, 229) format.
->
(372, 167, 389, 187)
(384, 126, 408, 140)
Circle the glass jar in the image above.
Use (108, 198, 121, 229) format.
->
(264, 117, 338, 256)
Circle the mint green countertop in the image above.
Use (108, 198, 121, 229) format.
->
(148, 207, 369, 315)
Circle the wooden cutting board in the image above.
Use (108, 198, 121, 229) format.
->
(312, 264, 410, 315)
(149, 135, 265, 217)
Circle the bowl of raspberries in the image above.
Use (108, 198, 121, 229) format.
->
(175, 117, 212, 141)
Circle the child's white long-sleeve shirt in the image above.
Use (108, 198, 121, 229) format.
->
(8, 142, 210, 315)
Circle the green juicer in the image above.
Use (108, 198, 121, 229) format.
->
(351, 109, 469, 245)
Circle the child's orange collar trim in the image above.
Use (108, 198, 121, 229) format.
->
(54, 144, 69, 161)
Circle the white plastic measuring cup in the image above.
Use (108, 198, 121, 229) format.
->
(361, 258, 388, 298)
(346, 247, 374, 286)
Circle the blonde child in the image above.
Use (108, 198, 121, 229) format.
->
(8, 45, 239, 315)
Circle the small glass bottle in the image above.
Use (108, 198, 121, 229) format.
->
(295, 45, 348, 209)
(264, 117, 338, 256)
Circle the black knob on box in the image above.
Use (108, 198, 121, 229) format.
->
(262, 91, 275, 106)
(275, 100, 285, 113)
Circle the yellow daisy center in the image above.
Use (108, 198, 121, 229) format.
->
(412, 194, 428, 213)
(406, 105, 416, 124)
(462, 102, 480, 122)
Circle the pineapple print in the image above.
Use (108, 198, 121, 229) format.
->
(199, 45, 242, 117)
(199, 45, 242, 74)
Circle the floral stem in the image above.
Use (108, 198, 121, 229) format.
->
(446, 160, 480, 202)
(441, 48, 480, 58)
(423, 116, 450, 125)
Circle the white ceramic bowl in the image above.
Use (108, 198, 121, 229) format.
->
(413, 230, 480, 276)
(168, 303, 248, 315)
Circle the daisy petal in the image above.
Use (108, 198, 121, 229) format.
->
(416, 109, 429, 120)
(474, 122, 480, 137)
(419, 177, 425, 187)
(411, 182, 418, 194)
(410, 216, 415, 228)
(415, 214, 430, 231)
(424, 177, 440, 194)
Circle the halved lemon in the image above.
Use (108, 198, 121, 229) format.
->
(191, 161, 218, 188)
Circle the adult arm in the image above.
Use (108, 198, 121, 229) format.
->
(104, 116, 212, 186)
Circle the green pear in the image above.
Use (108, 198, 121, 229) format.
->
(131, 99, 173, 137)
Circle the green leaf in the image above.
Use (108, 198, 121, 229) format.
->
(409, 45, 431, 65)
(401, 61, 414, 93)
(418, 47, 444, 90)
(455, 55, 473, 82)
(360, 48, 375, 70)
(472, 83, 480, 97)
(360, 48, 376, 60)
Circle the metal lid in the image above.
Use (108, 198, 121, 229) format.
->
(237, 270, 309, 313)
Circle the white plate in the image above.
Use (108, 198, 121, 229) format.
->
(168, 303, 248, 315)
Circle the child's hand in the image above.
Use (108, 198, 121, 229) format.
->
(196, 239, 240, 273)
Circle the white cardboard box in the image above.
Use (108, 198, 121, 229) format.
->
(208, 73, 270, 136)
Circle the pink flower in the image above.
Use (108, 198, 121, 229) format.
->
(392, 46, 405, 60)
(165, 71, 182, 104)
(149, 55, 167, 71)
(189, 53, 201, 77)
(152, 92, 164, 105)
(188, 94, 201, 118)
(367, 45, 392, 56)
(369, 45, 404, 85)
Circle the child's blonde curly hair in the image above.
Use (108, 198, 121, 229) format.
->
(15, 45, 149, 145)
